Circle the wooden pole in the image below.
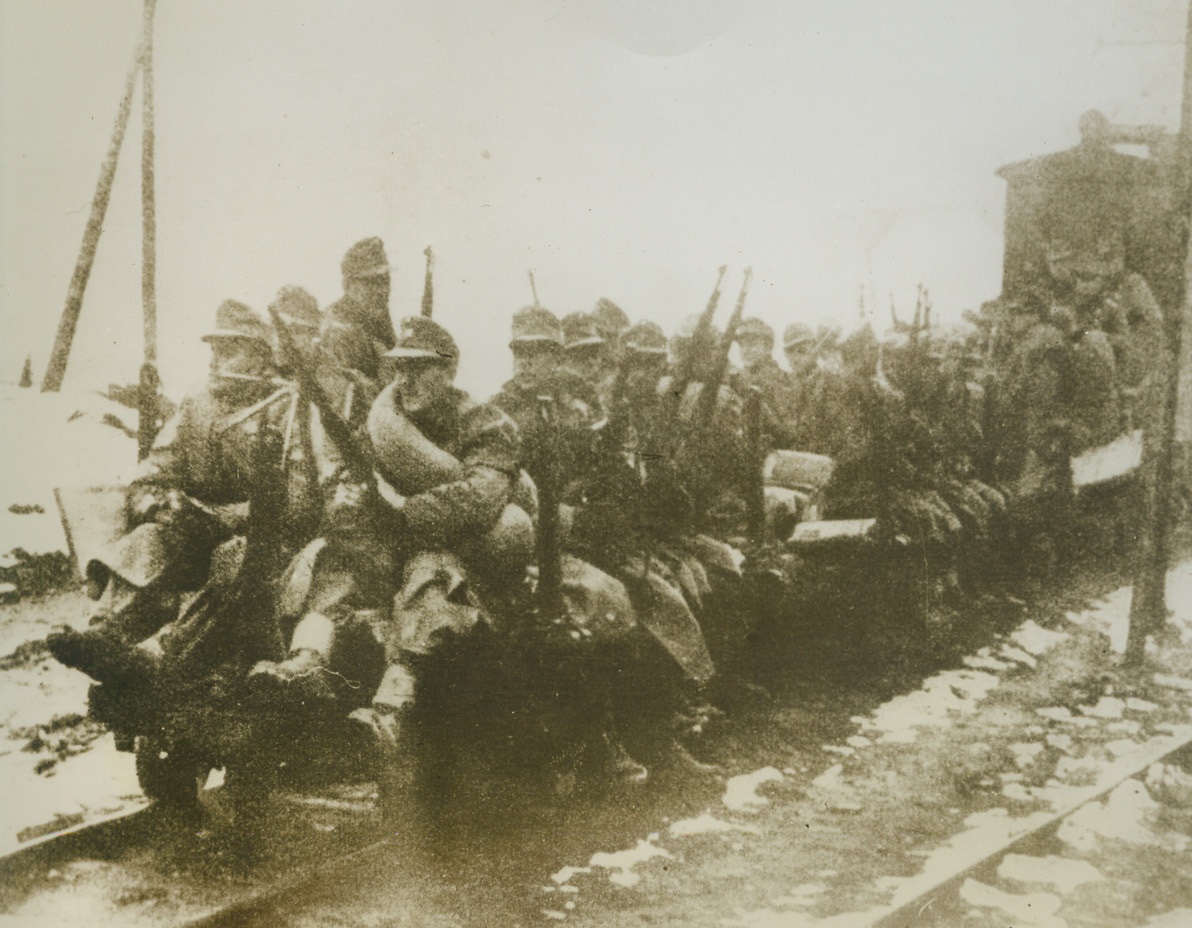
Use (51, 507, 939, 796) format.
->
(41, 34, 146, 392)
(138, 0, 159, 459)
(1124, 1, 1192, 664)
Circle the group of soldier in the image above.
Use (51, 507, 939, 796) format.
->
(44, 222, 1166, 789)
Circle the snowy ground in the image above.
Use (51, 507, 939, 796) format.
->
(2, 545, 1191, 926)
(0, 384, 139, 559)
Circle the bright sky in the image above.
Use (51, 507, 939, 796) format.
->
(0, 0, 1186, 400)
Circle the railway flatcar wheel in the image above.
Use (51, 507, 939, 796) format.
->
(134, 736, 206, 813)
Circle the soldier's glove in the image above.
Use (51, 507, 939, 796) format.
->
(126, 486, 170, 525)
(327, 480, 371, 530)
(129, 487, 201, 528)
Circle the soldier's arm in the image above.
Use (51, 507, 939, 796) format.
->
(125, 398, 192, 522)
(399, 404, 519, 548)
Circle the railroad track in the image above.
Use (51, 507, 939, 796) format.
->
(6, 731, 1191, 927)
(858, 730, 1192, 928)
(0, 782, 400, 927)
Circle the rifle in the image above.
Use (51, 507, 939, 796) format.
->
(420, 246, 435, 319)
(168, 422, 287, 674)
(528, 269, 541, 307)
(671, 265, 728, 399)
(267, 307, 375, 486)
(691, 267, 752, 432)
(533, 396, 565, 623)
(743, 385, 766, 544)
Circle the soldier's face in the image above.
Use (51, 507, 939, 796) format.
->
(394, 359, 454, 414)
(512, 343, 560, 379)
(210, 338, 271, 377)
(282, 326, 319, 361)
(209, 338, 273, 397)
(784, 345, 813, 371)
(565, 345, 604, 380)
(739, 336, 772, 369)
(346, 273, 391, 310)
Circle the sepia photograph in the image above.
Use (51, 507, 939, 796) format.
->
(1, 1, 1191, 925)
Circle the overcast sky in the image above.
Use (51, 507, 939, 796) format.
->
(1, 0, 1186, 399)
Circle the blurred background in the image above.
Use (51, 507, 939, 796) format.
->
(0, 0, 1186, 400)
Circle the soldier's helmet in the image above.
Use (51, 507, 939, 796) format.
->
(736, 316, 774, 347)
(510, 305, 564, 348)
(623, 321, 669, 356)
(782, 322, 815, 351)
(591, 298, 630, 341)
(270, 285, 321, 331)
(341, 237, 391, 279)
(203, 300, 271, 348)
(561, 312, 605, 351)
(385, 316, 459, 364)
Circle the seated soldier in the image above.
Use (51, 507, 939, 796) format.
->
(491, 305, 601, 493)
(561, 311, 615, 414)
(734, 317, 800, 450)
(661, 315, 751, 542)
(47, 301, 289, 685)
(250, 317, 530, 728)
(591, 298, 631, 386)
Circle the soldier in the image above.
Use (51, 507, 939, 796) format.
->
(734, 317, 799, 449)
(996, 229, 1165, 484)
(591, 298, 631, 369)
(781, 322, 817, 378)
(251, 317, 529, 731)
(269, 285, 322, 361)
(47, 301, 290, 686)
(660, 315, 751, 541)
(561, 311, 614, 412)
(320, 237, 397, 384)
(491, 305, 601, 493)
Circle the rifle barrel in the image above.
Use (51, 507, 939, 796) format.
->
(268, 307, 374, 483)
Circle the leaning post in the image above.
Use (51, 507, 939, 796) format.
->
(138, 0, 160, 460)
(41, 29, 146, 392)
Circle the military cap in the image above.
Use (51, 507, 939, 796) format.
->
(736, 317, 774, 343)
(510, 305, 564, 347)
(623, 321, 668, 356)
(591, 298, 630, 340)
(341, 237, 391, 279)
(782, 322, 815, 350)
(561, 311, 604, 350)
(384, 316, 459, 362)
(202, 300, 270, 346)
(270, 285, 320, 331)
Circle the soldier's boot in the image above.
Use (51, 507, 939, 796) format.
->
(47, 578, 175, 681)
(246, 613, 339, 711)
(343, 663, 417, 813)
(47, 620, 163, 691)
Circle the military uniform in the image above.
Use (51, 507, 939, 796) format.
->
(48, 301, 322, 682)
(320, 237, 397, 387)
(490, 305, 602, 492)
(251, 317, 526, 714)
(562, 311, 615, 415)
(733, 318, 800, 450)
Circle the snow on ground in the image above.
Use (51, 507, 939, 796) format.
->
(0, 384, 139, 556)
(722, 767, 785, 813)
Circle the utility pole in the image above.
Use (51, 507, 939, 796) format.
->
(41, 34, 145, 392)
(138, 0, 160, 460)
(1124, 1, 1192, 665)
